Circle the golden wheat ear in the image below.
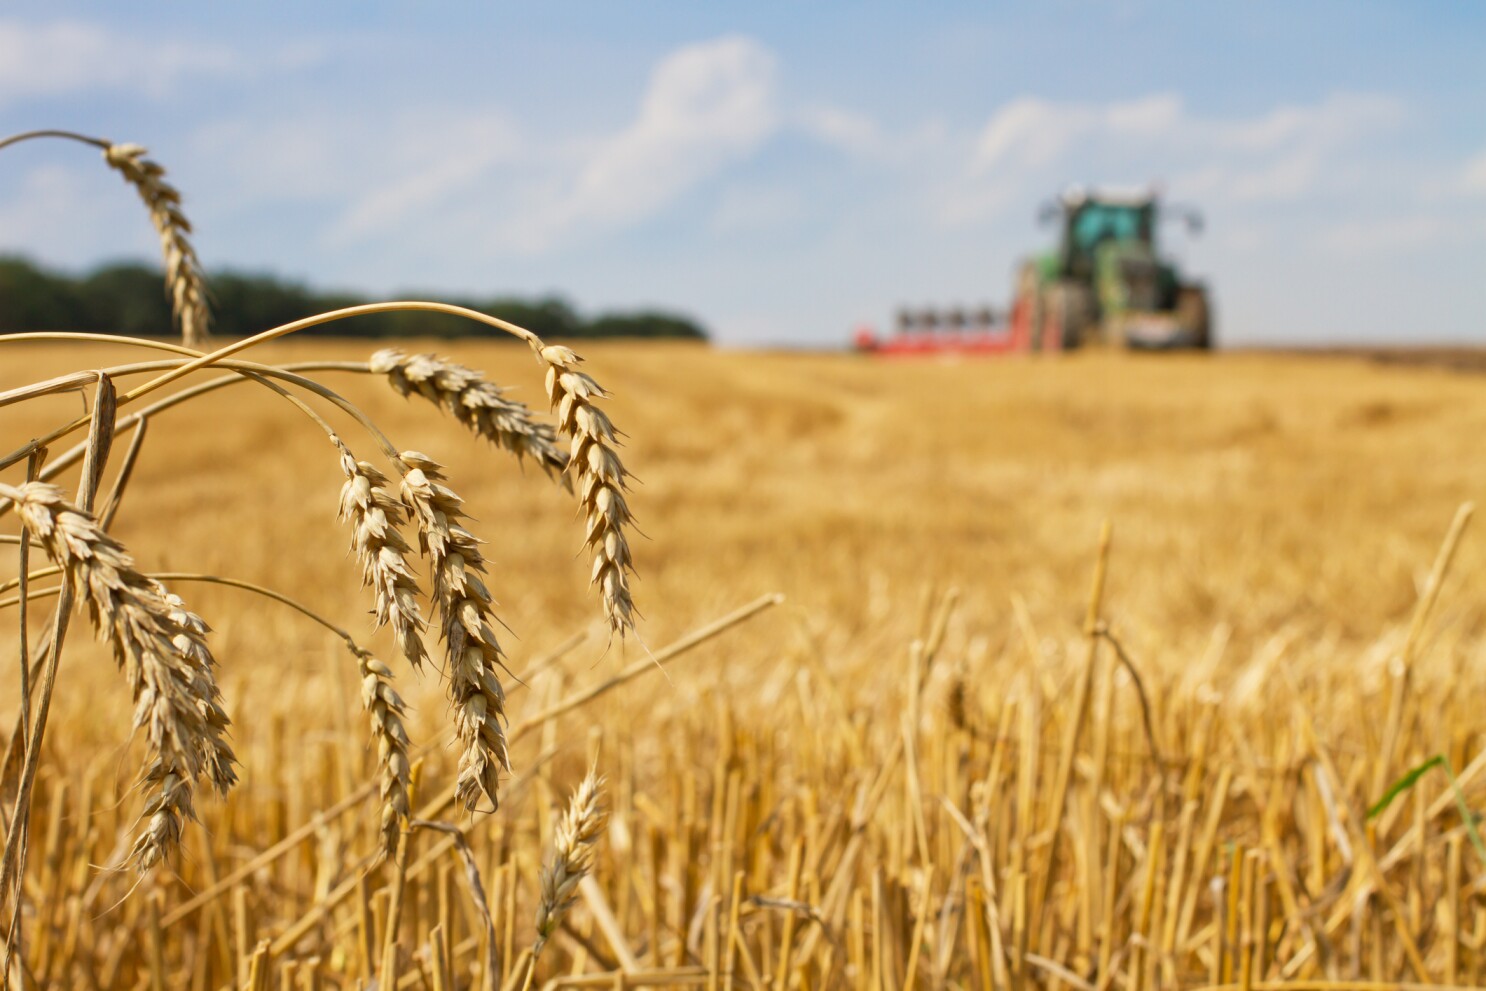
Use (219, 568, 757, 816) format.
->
(531, 344, 637, 638)
(532, 767, 607, 959)
(353, 648, 412, 859)
(396, 452, 511, 813)
(103, 142, 210, 347)
(1, 482, 236, 871)
(333, 436, 431, 672)
(369, 348, 570, 481)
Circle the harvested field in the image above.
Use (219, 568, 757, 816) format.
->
(4, 339, 1486, 989)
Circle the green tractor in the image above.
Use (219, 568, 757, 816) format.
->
(1010, 186, 1213, 351)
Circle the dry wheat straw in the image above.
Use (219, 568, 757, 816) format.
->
(531, 344, 636, 637)
(334, 436, 430, 670)
(102, 143, 209, 347)
(396, 452, 510, 812)
(369, 348, 568, 480)
(353, 648, 412, 858)
(533, 768, 607, 958)
(0, 482, 235, 870)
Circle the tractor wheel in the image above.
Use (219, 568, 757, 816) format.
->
(1043, 281, 1096, 349)
(1175, 286, 1212, 349)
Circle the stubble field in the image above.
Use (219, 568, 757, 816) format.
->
(4, 339, 1486, 990)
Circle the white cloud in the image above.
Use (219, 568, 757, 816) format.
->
(1462, 149, 1486, 195)
(161, 37, 780, 263)
(1104, 93, 1185, 137)
(1201, 95, 1401, 156)
(795, 104, 884, 158)
(1318, 215, 1445, 255)
(956, 90, 1408, 223)
(974, 96, 1095, 171)
(326, 118, 522, 243)
(972, 94, 1183, 173)
(185, 108, 524, 249)
(711, 184, 803, 234)
(515, 36, 777, 246)
(0, 19, 239, 102)
(0, 162, 148, 263)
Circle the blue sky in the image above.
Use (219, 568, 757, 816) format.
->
(0, 3, 1482, 345)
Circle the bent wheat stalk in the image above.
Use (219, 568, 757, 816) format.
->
(2, 301, 555, 468)
(0, 130, 208, 347)
(0, 482, 235, 870)
(102, 143, 210, 346)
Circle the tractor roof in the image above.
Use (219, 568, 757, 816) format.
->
(1060, 184, 1158, 208)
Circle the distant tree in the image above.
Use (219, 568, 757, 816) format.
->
(582, 311, 708, 340)
(478, 295, 583, 340)
(210, 271, 323, 338)
(0, 256, 85, 331)
(79, 262, 172, 336)
(0, 256, 711, 342)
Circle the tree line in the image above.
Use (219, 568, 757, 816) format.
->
(0, 256, 709, 341)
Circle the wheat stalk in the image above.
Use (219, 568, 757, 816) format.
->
(369, 349, 569, 481)
(0, 481, 235, 870)
(353, 647, 412, 859)
(530, 344, 636, 637)
(102, 143, 210, 347)
(533, 768, 607, 959)
(334, 436, 430, 671)
(396, 452, 511, 812)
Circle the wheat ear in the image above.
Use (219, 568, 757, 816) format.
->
(531, 344, 636, 637)
(533, 768, 607, 958)
(354, 647, 412, 858)
(334, 436, 430, 670)
(0, 482, 236, 870)
(396, 452, 510, 812)
(102, 143, 210, 347)
(369, 349, 569, 481)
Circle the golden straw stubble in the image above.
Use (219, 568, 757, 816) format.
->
(396, 451, 511, 812)
(102, 142, 210, 347)
(1, 481, 236, 871)
(532, 344, 636, 637)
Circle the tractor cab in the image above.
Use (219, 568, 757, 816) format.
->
(1052, 190, 1157, 281)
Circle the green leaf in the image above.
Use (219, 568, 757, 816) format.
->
(1368, 755, 1445, 819)
(1368, 754, 1486, 867)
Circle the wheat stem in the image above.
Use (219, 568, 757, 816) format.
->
(0, 302, 546, 463)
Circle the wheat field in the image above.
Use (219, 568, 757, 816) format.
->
(4, 339, 1486, 990)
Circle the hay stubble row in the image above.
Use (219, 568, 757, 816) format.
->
(6, 338, 1486, 990)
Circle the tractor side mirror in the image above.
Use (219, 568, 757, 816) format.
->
(1037, 201, 1061, 225)
(1171, 207, 1204, 236)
